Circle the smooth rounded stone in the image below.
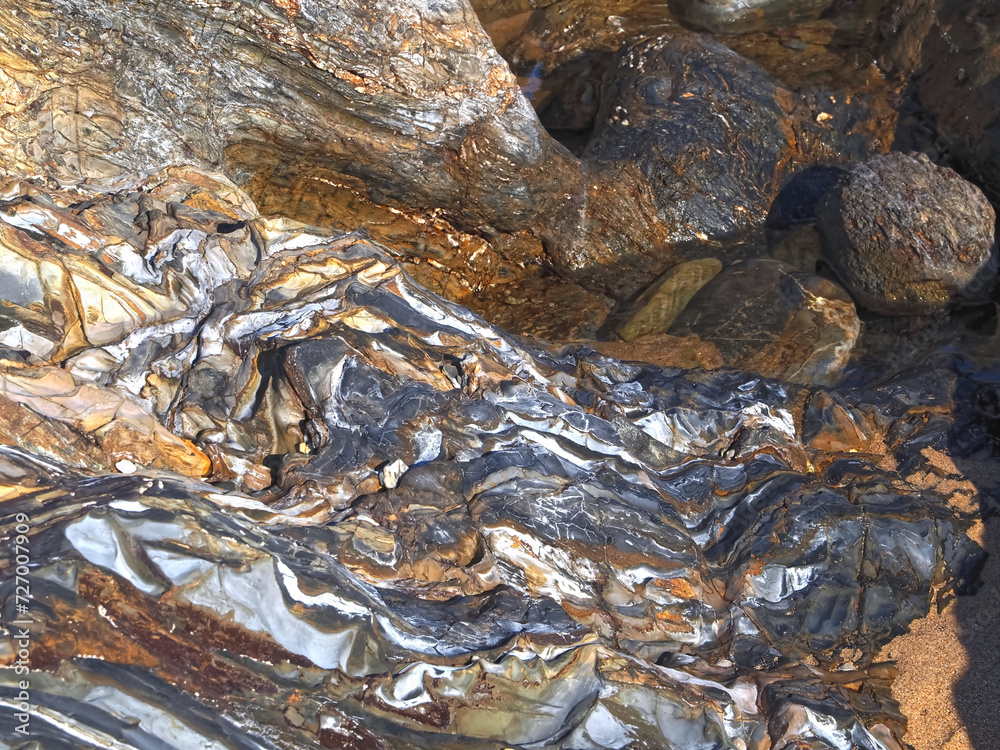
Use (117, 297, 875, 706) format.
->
(544, 34, 798, 297)
(681, 0, 833, 35)
(616, 258, 723, 342)
(816, 152, 998, 316)
(668, 259, 860, 385)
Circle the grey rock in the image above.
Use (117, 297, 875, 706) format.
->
(0, 175, 983, 750)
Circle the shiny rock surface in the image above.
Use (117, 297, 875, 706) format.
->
(0, 174, 984, 750)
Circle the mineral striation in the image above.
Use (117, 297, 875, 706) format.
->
(0, 174, 984, 750)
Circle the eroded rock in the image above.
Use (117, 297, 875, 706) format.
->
(0, 175, 983, 750)
(0, 0, 575, 234)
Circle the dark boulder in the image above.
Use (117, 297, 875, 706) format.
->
(816, 152, 997, 315)
(544, 34, 799, 297)
(879, 0, 1000, 205)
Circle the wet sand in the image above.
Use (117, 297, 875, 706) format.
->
(879, 514, 1000, 750)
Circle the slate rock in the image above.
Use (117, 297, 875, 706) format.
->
(0, 0, 575, 234)
(668, 259, 860, 384)
(0, 175, 985, 750)
(816, 152, 997, 315)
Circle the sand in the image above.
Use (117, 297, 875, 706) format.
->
(878, 514, 1000, 750)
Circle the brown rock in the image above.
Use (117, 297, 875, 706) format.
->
(668, 259, 860, 384)
(816, 152, 997, 315)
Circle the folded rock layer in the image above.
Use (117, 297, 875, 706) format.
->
(0, 172, 983, 750)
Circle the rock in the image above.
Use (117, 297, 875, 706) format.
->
(0, 0, 897, 313)
(616, 258, 723, 342)
(0, 0, 575, 234)
(878, 0, 1000, 204)
(668, 259, 860, 385)
(681, 0, 834, 35)
(0, 175, 983, 750)
(816, 152, 998, 315)
(493, 0, 686, 134)
(590, 332, 724, 370)
(544, 34, 799, 296)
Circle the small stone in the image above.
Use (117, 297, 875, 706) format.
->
(115, 459, 138, 474)
(617, 258, 723, 342)
(668, 259, 859, 385)
(816, 152, 997, 315)
(243, 465, 273, 492)
(380, 458, 408, 489)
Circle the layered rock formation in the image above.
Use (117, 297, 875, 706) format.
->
(0, 0, 998, 748)
(0, 174, 985, 749)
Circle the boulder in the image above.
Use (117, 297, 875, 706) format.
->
(544, 34, 799, 297)
(816, 152, 997, 315)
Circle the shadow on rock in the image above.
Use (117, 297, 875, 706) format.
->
(949, 371, 1000, 750)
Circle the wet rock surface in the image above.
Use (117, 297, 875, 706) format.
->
(616, 258, 723, 342)
(668, 259, 860, 385)
(0, 176, 984, 750)
(0, 0, 575, 234)
(545, 34, 799, 296)
(681, 0, 834, 35)
(816, 152, 997, 315)
(2, 0, 1000, 747)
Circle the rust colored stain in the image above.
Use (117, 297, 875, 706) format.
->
(271, 0, 300, 18)
(73, 567, 309, 699)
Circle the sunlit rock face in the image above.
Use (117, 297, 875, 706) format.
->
(0, 174, 982, 749)
(0, 0, 576, 233)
